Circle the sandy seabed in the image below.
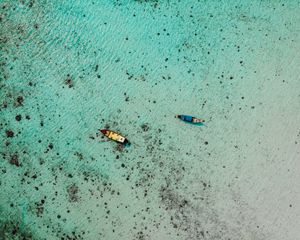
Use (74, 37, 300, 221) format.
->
(1, 1, 300, 239)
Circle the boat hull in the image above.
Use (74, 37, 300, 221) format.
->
(176, 115, 205, 123)
(100, 129, 130, 145)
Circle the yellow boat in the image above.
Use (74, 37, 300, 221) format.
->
(100, 129, 130, 145)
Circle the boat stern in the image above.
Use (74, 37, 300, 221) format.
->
(123, 139, 131, 146)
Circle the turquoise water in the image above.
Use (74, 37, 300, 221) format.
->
(1, 0, 300, 239)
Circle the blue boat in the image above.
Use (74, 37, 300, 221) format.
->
(175, 115, 205, 123)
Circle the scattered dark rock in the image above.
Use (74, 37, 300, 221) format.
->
(141, 123, 150, 132)
(115, 144, 125, 152)
(6, 129, 14, 138)
(15, 114, 22, 121)
(2, 101, 8, 108)
(9, 154, 20, 167)
(159, 186, 189, 210)
(65, 76, 74, 88)
(74, 151, 83, 160)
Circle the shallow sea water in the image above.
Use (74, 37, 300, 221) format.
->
(1, 0, 300, 239)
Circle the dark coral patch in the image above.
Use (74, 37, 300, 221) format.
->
(64, 75, 74, 88)
(14, 96, 24, 106)
(67, 184, 79, 202)
(0, 220, 32, 239)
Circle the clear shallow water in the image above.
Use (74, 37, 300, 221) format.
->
(1, 0, 300, 239)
